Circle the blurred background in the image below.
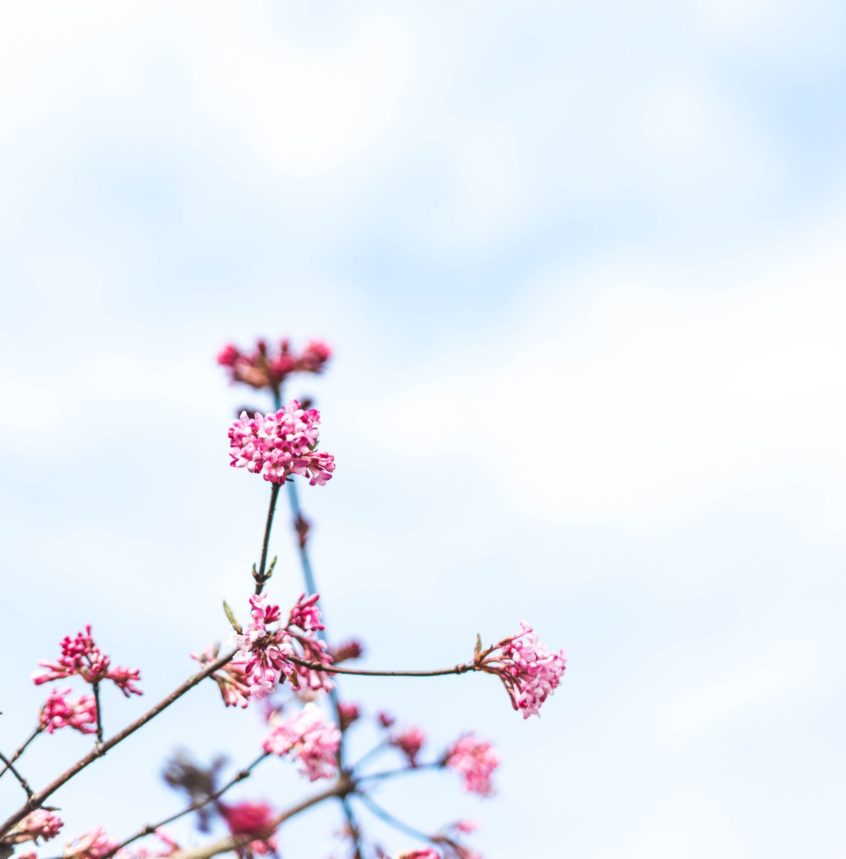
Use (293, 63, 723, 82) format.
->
(1, 1, 845, 856)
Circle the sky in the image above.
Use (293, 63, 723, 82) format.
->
(1, 1, 845, 857)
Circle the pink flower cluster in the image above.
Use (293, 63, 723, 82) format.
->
(32, 625, 142, 697)
(6, 810, 64, 846)
(479, 623, 566, 718)
(220, 800, 278, 854)
(191, 644, 251, 709)
(64, 827, 119, 859)
(234, 593, 334, 699)
(217, 338, 331, 391)
(228, 402, 335, 486)
(262, 702, 341, 781)
(390, 726, 426, 766)
(444, 735, 499, 797)
(39, 688, 98, 734)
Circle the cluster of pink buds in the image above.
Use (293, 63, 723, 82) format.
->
(219, 801, 278, 855)
(64, 827, 120, 859)
(337, 701, 360, 731)
(32, 624, 141, 697)
(39, 688, 98, 734)
(228, 402, 335, 486)
(477, 623, 566, 718)
(389, 725, 426, 766)
(191, 645, 251, 709)
(4, 810, 64, 846)
(217, 338, 331, 391)
(234, 593, 334, 698)
(262, 702, 341, 781)
(444, 735, 499, 797)
(32, 626, 142, 697)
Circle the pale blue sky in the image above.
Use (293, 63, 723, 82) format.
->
(1, 2, 845, 857)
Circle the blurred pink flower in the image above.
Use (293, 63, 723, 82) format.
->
(262, 702, 341, 781)
(445, 735, 498, 797)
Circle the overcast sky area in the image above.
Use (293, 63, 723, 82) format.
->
(1, 2, 845, 857)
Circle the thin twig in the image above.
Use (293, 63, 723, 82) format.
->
(255, 483, 281, 595)
(0, 650, 236, 837)
(0, 728, 41, 780)
(0, 752, 33, 798)
(355, 793, 436, 846)
(356, 761, 442, 783)
(92, 681, 104, 747)
(289, 655, 477, 679)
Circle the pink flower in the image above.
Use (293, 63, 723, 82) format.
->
(228, 402, 335, 487)
(39, 688, 98, 735)
(454, 821, 477, 835)
(219, 801, 276, 838)
(234, 594, 334, 699)
(398, 851, 440, 859)
(234, 595, 296, 698)
(32, 626, 142, 697)
(390, 726, 426, 766)
(377, 710, 396, 729)
(329, 639, 364, 664)
(64, 827, 118, 859)
(337, 701, 360, 731)
(7, 810, 64, 844)
(479, 623, 566, 718)
(191, 645, 251, 709)
(445, 735, 498, 797)
(217, 338, 332, 391)
(262, 702, 341, 781)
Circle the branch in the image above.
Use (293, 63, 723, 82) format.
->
(0, 729, 41, 781)
(0, 752, 32, 798)
(170, 777, 352, 859)
(0, 650, 236, 837)
(254, 483, 281, 595)
(288, 655, 477, 679)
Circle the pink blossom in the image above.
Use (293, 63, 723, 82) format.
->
(217, 337, 332, 391)
(39, 688, 98, 735)
(32, 626, 142, 697)
(445, 735, 498, 797)
(262, 702, 341, 781)
(64, 827, 119, 859)
(234, 594, 295, 698)
(191, 645, 251, 709)
(337, 701, 360, 731)
(7, 810, 64, 844)
(390, 726, 426, 766)
(330, 639, 364, 664)
(398, 851, 440, 859)
(219, 801, 276, 838)
(228, 402, 335, 487)
(479, 623, 566, 718)
(234, 594, 334, 699)
(377, 710, 396, 729)
(454, 821, 477, 835)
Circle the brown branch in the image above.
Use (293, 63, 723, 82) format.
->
(254, 483, 281, 595)
(288, 655, 477, 679)
(0, 752, 32, 798)
(170, 776, 353, 859)
(0, 650, 236, 837)
(0, 728, 42, 781)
